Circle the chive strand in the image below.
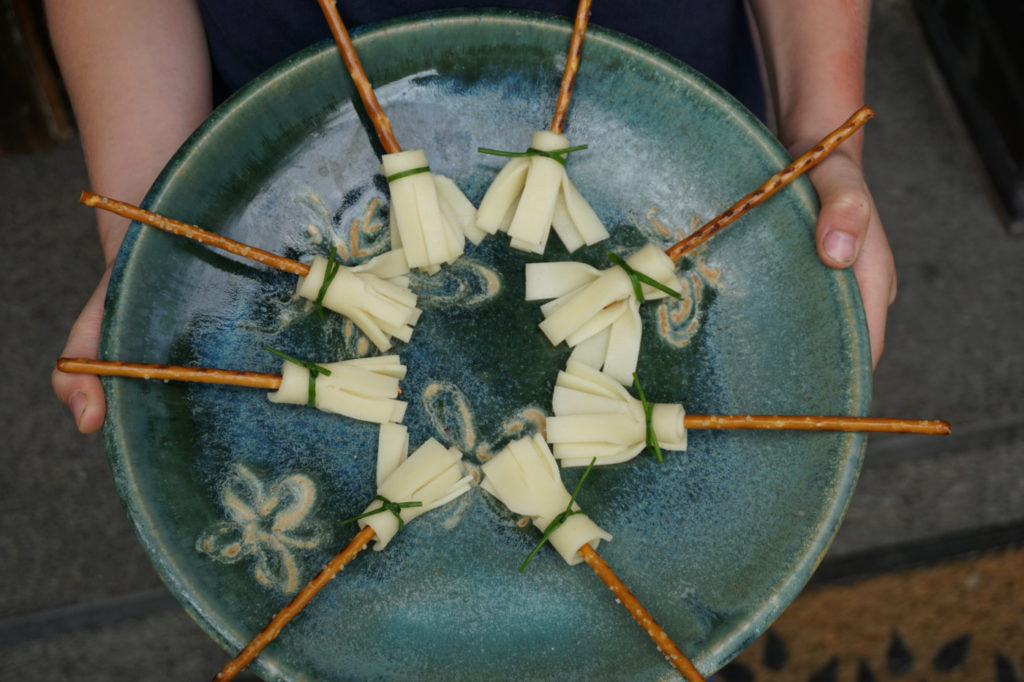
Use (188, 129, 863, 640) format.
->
(520, 457, 597, 572)
(339, 495, 423, 531)
(315, 247, 342, 320)
(386, 166, 431, 182)
(632, 372, 664, 463)
(265, 346, 332, 406)
(477, 144, 588, 167)
(608, 253, 683, 303)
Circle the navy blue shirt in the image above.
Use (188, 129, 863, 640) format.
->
(196, 1, 765, 118)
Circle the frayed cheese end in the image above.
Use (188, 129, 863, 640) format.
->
(267, 357, 407, 425)
(382, 149, 466, 271)
(296, 255, 420, 351)
(480, 434, 611, 566)
(361, 437, 471, 550)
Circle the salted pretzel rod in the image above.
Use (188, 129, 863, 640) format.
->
(316, 0, 400, 154)
(666, 105, 875, 262)
(579, 544, 704, 681)
(56, 358, 282, 390)
(550, 0, 593, 134)
(214, 525, 376, 682)
(79, 191, 310, 277)
(685, 414, 952, 435)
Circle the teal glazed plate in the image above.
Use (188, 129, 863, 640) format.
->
(101, 9, 871, 681)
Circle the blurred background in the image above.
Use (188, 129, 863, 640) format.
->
(1, 0, 1021, 679)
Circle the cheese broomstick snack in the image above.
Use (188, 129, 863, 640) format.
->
(214, 423, 471, 681)
(480, 434, 705, 681)
(316, 0, 479, 273)
(475, 0, 610, 254)
(526, 243, 683, 385)
(80, 192, 420, 351)
(547, 361, 951, 467)
(56, 350, 408, 425)
(525, 106, 876, 384)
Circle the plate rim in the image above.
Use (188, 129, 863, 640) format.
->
(101, 8, 872, 678)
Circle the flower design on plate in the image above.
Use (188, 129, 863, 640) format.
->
(422, 382, 547, 463)
(646, 208, 722, 348)
(302, 191, 391, 262)
(656, 260, 721, 348)
(196, 463, 328, 595)
(420, 382, 547, 530)
(411, 257, 502, 310)
(289, 193, 502, 355)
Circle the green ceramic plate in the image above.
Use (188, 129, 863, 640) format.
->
(101, 9, 870, 680)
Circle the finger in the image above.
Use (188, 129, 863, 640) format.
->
(810, 154, 873, 268)
(52, 268, 112, 433)
(852, 211, 896, 369)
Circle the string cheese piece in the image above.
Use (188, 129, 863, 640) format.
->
(480, 434, 611, 565)
(475, 130, 609, 254)
(525, 244, 683, 385)
(267, 355, 407, 424)
(359, 427, 472, 550)
(294, 252, 421, 351)
(382, 149, 473, 272)
(546, 360, 686, 467)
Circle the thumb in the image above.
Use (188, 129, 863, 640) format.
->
(52, 267, 112, 434)
(807, 153, 896, 368)
(811, 154, 873, 268)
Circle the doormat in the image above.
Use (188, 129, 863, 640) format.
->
(718, 545, 1024, 682)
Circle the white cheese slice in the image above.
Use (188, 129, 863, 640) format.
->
(359, 437, 472, 550)
(507, 154, 563, 249)
(526, 244, 684, 385)
(524, 261, 598, 301)
(475, 156, 529, 234)
(267, 355, 407, 424)
(558, 171, 609, 246)
(435, 174, 487, 245)
(295, 255, 421, 351)
(546, 360, 687, 467)
(376, 422, 409, 488)
(538, 266, 633, 345)
(475, 130, 608, 254)
(480, 434, 611, 565)
(382, 149, 467, 271)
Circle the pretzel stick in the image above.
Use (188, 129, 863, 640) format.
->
(684, 414, 951, 435)
(316, 0, 400, 154)
(56, 358, 282, 389)
(61, 357, 945, 434)
(579, 544, 704, 681)
(80, 191, 310, 277)
(214, 525, 376, 682)
(665, 105, 875, 262)
(550, 0, 593, 135)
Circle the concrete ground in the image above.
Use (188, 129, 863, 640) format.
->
(1, 1, 1021, 679)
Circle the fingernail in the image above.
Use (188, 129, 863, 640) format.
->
(71, 392, 87, 429)
(824, 231, 856, 264)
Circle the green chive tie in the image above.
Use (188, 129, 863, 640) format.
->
(386, 166, 431, 183)
(520, 457, 597, 572)
(608, 253, 683, 304)
(314, 247, 343, 320)
(265, 346, 332, 406)
(632, 372, 664, 462)
(340, 495, 423, 531)
(478, 144, 588, 167)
